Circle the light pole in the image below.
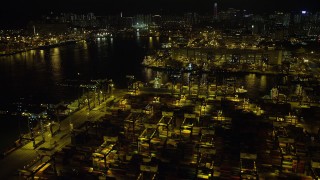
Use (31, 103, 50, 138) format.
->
(108, 79, 114, 97)
(126, 75, 134, 92)
(27, 115, 36, 148)
(69, 109, 73, 132)
(188, 74, 192, 96)
(86, 87, 91, 111)
(77, 73, 81, 109)
(39, 116, 45, 143)
(93, 86, 96, 108)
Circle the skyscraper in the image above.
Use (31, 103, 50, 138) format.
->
(214, 2, 218, 19)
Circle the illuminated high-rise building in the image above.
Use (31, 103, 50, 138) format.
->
(214, 2, 218, 19)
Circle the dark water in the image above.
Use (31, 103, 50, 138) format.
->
(0, 35, 162, 151)
(0, 35, 281, 151)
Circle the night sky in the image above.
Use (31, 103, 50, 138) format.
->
(0, 0, 319, 28)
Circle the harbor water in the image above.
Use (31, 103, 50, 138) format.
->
(0, 35, 317, 152)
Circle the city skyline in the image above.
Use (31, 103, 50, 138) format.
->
(1, 0, 320, 179)
(0, 0, 319, 28)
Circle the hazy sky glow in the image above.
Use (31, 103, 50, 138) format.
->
(0, 0, 319, 27)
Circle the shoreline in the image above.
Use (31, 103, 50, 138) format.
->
(0, 40, 79, 57)
(142, 65, 315, 77)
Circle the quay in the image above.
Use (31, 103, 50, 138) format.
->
(1, 78, 319, 179)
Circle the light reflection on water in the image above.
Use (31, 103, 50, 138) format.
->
(0, 35, 317, 151)
(142, 68, 276, 99)
(260, 75, 267, 91)
(149, 37, 153, 49)
(51, 48, 62, 81)
(245, 73, 257, 91)
(144, 68, 153, 82)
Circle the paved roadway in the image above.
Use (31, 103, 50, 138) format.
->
(0, 90, 127, 179)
